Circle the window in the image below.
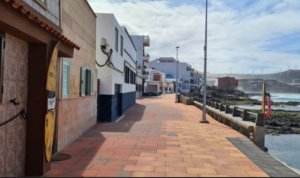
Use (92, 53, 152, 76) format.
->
(153, 74, 160, 81)
(0, 35, 4, 102)
(124, 66, 136, 84)
(62, 60, 70, 99)
(120, 36, 123, 56)
(125, 66, 129, 83)
(80, 67, 94, 96)
(115, 28, 119, 52)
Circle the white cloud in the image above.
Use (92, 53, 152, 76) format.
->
(88, 0, 300, 74)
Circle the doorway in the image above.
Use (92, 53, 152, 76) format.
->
(115, 84, 122, 116)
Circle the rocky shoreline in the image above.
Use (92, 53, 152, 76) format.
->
(265, 111, 300, 135)
(205, 88, 300, 135)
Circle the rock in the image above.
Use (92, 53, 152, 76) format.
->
(288, 122, 300, 128)
(268, 121, 283, 127)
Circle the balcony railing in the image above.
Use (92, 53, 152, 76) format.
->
(143, 36, 150, 47)
(143, 53, 149, 62)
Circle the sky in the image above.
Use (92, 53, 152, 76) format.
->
(88, 0, 300, 74)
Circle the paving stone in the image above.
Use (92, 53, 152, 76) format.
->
(42, 94, 278, 177)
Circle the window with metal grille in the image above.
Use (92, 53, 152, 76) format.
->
(80, 66, 94, 96)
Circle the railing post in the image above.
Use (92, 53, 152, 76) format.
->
(225, 105, 230, 113)
(242, 110, 250, 121)
(255, 113, 264, 127)
(232, 107, 239, 117)
(253, 113, 265, 150)
(216, 103, 220, 109)
(220, 104, 225, 111)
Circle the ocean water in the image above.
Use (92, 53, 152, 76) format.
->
(236, 105, 300, 111)
(251, 93, 300, 103)
(265, 135, 300, 171)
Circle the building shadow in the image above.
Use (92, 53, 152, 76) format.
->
(45, 103, 147, 177)
(95, 103, 146, 133)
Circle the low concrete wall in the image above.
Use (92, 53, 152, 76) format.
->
(193, 100, 265, 150)
(180, 95, 193, 105)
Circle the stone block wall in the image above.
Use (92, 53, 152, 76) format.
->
(56, 0, 97, 151)
(0, 34, 28, 177)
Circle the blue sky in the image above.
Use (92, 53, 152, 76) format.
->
(89, 0, 300, 74)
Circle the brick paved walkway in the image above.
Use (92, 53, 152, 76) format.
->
(45, 94, 268, 177)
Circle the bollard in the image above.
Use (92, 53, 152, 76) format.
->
(253, 113, 265, 150)
(242, 110, 250, 121)
(225, 105, 231, 113)
(255, 113, 264, 127)
(216, 103, 220, 109)
(220, 104, 225, 111)
(232, 107, 239, 117)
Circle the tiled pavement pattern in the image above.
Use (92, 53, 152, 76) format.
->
(45, 94, 270, 177)
(228, 138, 299, 177)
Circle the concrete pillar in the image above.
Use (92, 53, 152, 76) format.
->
(253, 126, 265, 150)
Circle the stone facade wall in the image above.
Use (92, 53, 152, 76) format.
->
(57, 0, 97, 151)
(0, 34, 28, 176)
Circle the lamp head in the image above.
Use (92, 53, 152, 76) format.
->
(100, 38, 107, 49)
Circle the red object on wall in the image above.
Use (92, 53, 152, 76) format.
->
(218, 77, 238, 89)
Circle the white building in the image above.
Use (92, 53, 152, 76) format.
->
(131, 35, 150, 98)
(96, 13, 137, 122)
(144, 68, 166, 95)
(149, 57, 200, 93)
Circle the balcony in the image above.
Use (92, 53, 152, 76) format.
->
(143, 61, 149, 68)
(142, 71, 149, 79)
(143, 53, 150, 62)
(143, 36, 150, 47)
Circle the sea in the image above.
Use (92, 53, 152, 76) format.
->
(246, 93, 300, 173)
(250, 93, 300, 103)
(236, 93, 300, 111)
(266, 135, 300, 172)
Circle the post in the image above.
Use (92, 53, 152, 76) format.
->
(262, 82, 266, 114)
(175, 46, 180, 103)
(254, 113, 265, 150)
(200, 0, 209, 123)
(232, 107, 239, 117)
(225, 105, 230, 113)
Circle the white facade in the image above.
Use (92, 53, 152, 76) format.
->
(131, 35, 150, 98)
(96, 13, 137, 122)
(149, 57, 198, 93)
(144, 68, 166, 95)
(96, 13, 136, 95)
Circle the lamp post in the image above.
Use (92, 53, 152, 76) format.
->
(175, 46, 180, 103)
(200, 0, 209, 123)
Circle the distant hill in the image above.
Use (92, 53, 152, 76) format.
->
(208, 70, 300, 84)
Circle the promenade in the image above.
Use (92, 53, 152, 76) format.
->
(45, 94, 269, 177)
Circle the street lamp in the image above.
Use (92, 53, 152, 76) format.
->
(175, 46, 180, 103)
(200, 0, 209, 124)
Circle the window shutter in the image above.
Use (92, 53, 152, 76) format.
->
(62, 60, 70, 98)
(80, 66, 86, 96)
(91, 70, 94, 95)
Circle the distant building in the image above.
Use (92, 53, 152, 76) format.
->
(96, 13, 137, 122)
(144, 68, 166, 95)
(131, 35, 150, 98)
(149, 57, 200, 93)
(218, 77, 238, 89)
